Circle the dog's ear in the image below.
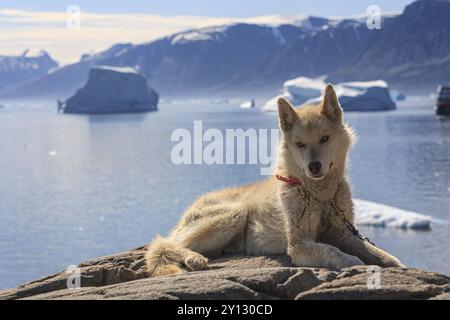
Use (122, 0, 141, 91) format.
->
(321, 84, 342, 122)
(277, 97, 298, 132)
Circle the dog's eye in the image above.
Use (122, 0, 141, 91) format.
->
(296, 142, 306, 148)
(320, 135, 330, 144)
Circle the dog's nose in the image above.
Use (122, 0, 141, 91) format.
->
(308, 161, 322, 175)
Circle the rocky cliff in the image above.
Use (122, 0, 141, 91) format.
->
(1, 246, 449, 300)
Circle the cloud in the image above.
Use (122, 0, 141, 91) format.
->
(0, 9, 233, 64)
(0, 8, 303, 65)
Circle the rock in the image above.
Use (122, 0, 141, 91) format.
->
(263, 77, 396, 112)
(1, 247, 449, 300)
(64, 66, 158, 114)
(295, 267, 450, 300)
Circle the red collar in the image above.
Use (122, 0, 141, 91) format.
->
(275, 174, 301, 186)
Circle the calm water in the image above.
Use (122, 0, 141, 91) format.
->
(0, 99, 449, 289)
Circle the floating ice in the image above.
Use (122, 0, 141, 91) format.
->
(263, 76, 396, 112)
(64, 65, 158, 114)
(240, 99, 255, 109)
(354, 199, 433, 229)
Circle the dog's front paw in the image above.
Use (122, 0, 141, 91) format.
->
(184, 252, 209, 271)
(381, 255, 405, 268)
(329, 251, 364, 270)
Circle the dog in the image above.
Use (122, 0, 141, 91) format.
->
(145, 84, 404, 276)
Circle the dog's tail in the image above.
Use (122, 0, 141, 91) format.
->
(145, 236, 186, 277)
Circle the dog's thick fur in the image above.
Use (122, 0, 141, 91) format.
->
(145, 84, 404, 276)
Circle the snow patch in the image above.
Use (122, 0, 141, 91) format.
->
(236, 15, 310, 27)
(271, 27, 286, 44)
(171, 26, 228, 45)
(91, 65, 138, 74)
(21, 49, 47, 58)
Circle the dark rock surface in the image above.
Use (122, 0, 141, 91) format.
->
(1, 246, 449, 300)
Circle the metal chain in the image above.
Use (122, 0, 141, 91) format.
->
(276, 174, 376, 246)
(329, 200, 376, 246)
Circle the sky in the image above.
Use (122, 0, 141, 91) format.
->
(0, 0, 416, 65)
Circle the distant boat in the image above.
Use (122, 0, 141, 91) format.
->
(240, 99, 255, 109)
(436, 85, 450, 116)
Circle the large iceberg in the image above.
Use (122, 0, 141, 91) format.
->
(354, 199, 433, 229)
(64, 66, 158, 114)
(263, 77, 396, 112)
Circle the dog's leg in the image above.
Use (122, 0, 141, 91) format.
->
(322, 181, 405, 268)
(171, 206, 248, 259)
(288, 239, 363, 270)
(147, 208, 247, 276)
(281, 188, 363, 270)
(321, 227, 405, 267)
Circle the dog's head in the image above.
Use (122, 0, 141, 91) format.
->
(277, 84, 356, 180)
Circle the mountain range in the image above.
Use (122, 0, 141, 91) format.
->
(1, 0, 449, 100)
(0, 50, 58, 95)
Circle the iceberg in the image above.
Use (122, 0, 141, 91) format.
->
(354, 199, 433, 229)
(262, 92, 294, 112)
(334, 81, 396, 111)
(263, 77, 396, 112)
(64, 66, 158, 114)
(240, 99, 255, 109)
(284, 76, 326, 101)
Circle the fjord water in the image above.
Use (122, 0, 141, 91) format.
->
(0, 99, 449, 289)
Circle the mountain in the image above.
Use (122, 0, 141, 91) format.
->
(2, 18, 363, 99)
(329, 0, 450, 89)
(0, 23, 309, 99)
(2, 0, 450, 99)
(0, 50, 58, 93)
(0, 44, 133, 99)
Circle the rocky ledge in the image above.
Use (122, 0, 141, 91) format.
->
(1, 247, 449, 300)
